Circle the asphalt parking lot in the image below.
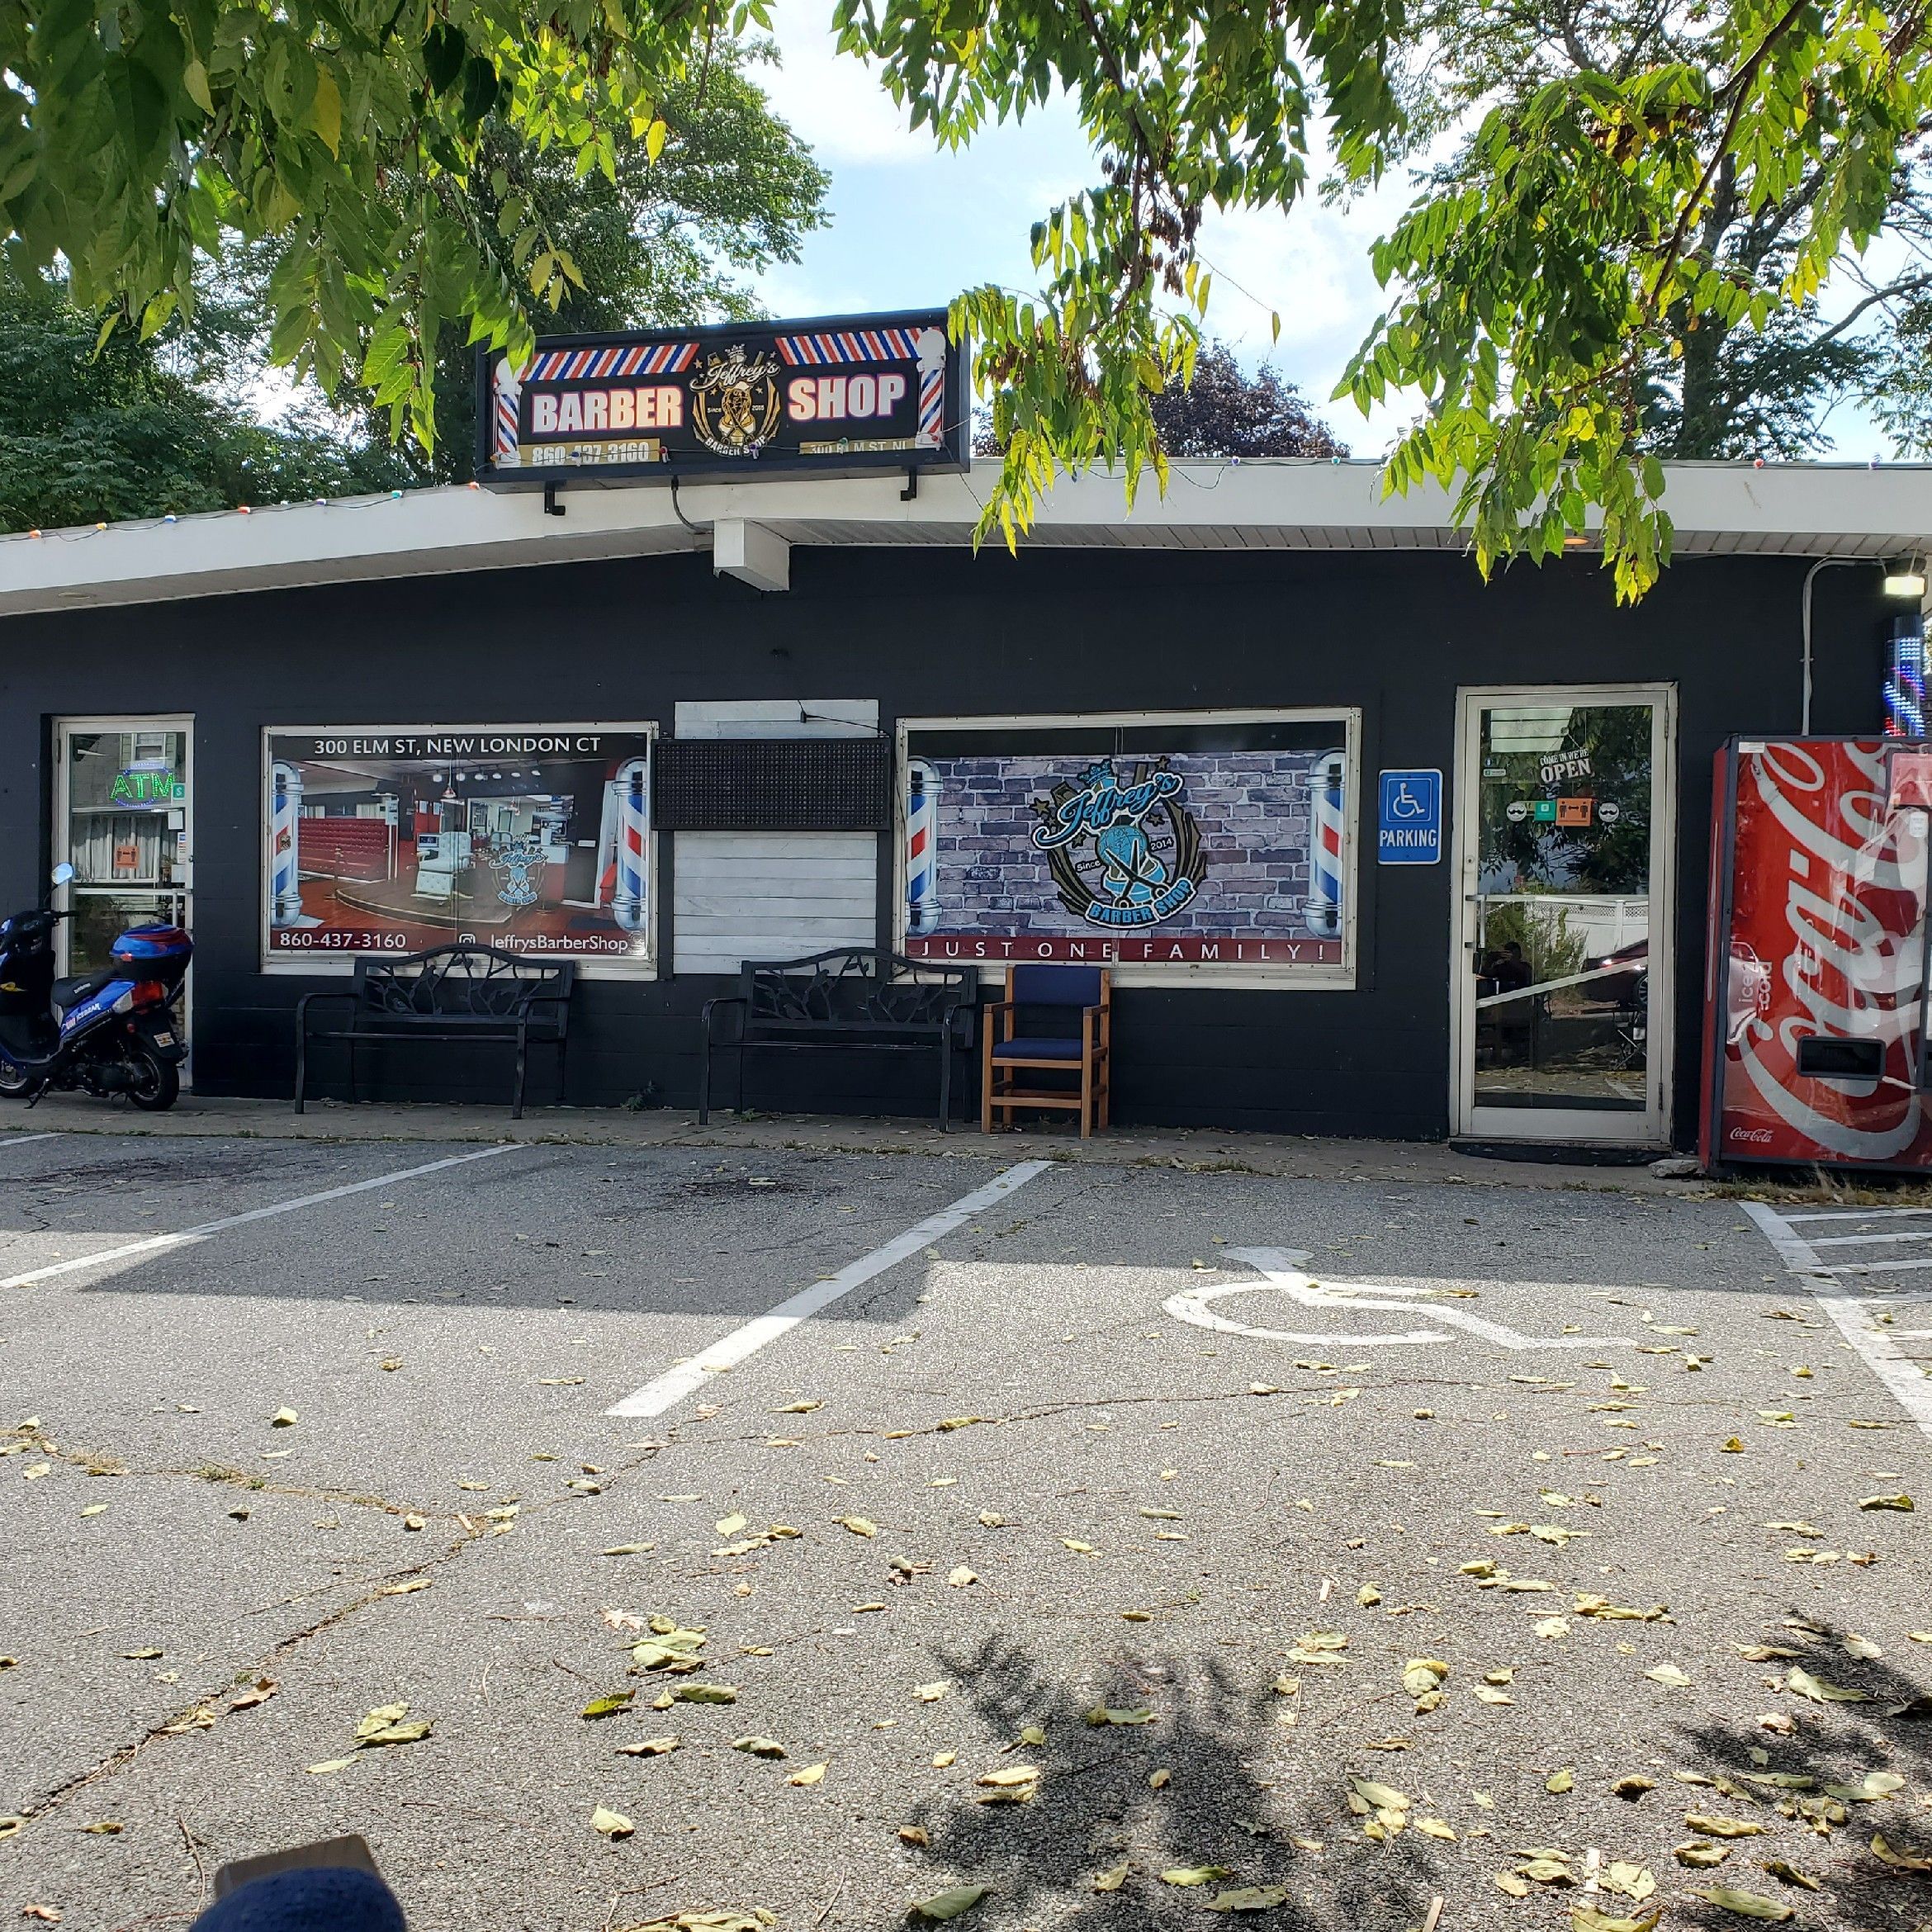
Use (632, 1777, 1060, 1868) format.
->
(1, 1128, 1928, 1932)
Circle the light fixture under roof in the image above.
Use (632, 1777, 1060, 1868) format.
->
(1884, 557, 1926, 599)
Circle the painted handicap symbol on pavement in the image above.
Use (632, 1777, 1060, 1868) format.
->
(1163, 1247, 1637, 1352)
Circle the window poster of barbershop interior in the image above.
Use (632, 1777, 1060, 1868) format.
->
(901, 713, 1358, 976)
(263, 727, 655, 969)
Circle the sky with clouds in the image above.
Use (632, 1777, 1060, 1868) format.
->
(748, 0, 1422, 458)
(748, 0, 1888, 462)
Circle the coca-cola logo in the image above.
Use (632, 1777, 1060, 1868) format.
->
(1727, 1126, 1775, 1144)
(1731, 740, 1927, 1161)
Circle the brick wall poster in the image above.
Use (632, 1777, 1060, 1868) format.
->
(902, 717, 1355, 970)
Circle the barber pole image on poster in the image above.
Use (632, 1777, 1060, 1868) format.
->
(899, 714, 1358, 975)
(261, 726, 656, 972)
(1701, 736, 1932, 1172)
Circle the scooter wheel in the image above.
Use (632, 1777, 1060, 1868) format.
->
(125, 1048, 179, 1112)
(0, 1062, 33, 1100)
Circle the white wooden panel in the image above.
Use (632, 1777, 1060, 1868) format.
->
(673, 699, 878, 739)
(674, 831, 877, 975)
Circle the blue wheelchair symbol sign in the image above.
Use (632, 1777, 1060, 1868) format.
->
(1378, 769, 1442, 864)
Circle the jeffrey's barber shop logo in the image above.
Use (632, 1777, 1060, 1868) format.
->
(690, 343, 782, 456)
(1031, 757, 1205, 929)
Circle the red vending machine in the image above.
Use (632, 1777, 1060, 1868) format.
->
(1700, 736, 1932, 1174)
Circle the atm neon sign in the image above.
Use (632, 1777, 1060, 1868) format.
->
(110, 769, 183, 804)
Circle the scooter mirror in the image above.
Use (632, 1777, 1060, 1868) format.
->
(50, 862, 74, 886)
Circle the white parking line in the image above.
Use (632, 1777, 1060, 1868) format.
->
(1741, 1200, 1932, 1442)
(1807, 1228, 1932, 1248)
(1783, 1205, 1932, 1222)
(0, 1144, 515, 1290)
(0, 1134, 58, 1158)
(608, 1160, 1053, 1419)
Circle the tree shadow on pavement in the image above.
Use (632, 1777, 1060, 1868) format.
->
(896, 1632, 1441, 1932)
(1669, 1607, 1932, 1932)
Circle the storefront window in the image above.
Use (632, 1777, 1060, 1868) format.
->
(901, 713, 1358, 978)
(263, 727, 656, 972)
(59, 726, 192, 976)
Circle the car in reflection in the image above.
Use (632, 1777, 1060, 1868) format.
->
(1591, 937, 1649, 1011)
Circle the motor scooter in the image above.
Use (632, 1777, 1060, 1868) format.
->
(0, 864, 191, 1110)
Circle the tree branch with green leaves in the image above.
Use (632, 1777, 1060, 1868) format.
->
(0, 0, 768, 447)
(1346, 1, 1932, 598)
(8, 1, 1932, 595)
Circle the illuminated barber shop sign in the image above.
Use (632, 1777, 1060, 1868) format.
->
(476, 309, 969, 487)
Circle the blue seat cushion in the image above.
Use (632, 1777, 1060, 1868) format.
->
(1010, 964, 1102, 1007)
(992, 1035, 1084, 1060)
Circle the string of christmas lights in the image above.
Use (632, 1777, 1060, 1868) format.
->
(5, 481, 486, 544)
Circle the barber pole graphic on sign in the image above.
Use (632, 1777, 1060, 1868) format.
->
(609, 757, 651, 933)
(270, 761, 304, 927)
(493, 358, 521, 464)
(477, 309, 968, 487)
(1303, 752, 1347, 939)
(906, 759, 940, 935)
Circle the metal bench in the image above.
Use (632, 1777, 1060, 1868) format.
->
(295, 945, 575, 1119)
(698, 948, 976, 1129)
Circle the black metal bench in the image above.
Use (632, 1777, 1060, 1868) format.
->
(295, 945, 575, 1119)
(698, 948, 976, 1129)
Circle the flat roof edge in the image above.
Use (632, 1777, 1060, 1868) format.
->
(0, 461, 1926, 617)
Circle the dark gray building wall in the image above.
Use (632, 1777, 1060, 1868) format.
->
(0, 542, 1892, 1140)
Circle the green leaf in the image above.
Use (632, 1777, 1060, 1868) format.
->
(307, 69, 342, 156)
(1692, 1888, 1792, 1921)
(422, 24, 464, 94)
(1571, 1911, 1659, 1932)
(910, 1886, 990, 1920)
(1787, 1666, 1871, 1704)
(460, 57, 500, 128)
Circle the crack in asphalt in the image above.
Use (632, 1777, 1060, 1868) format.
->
(7, 1528, 476, 1835)
(2, 1433, 669, 1836)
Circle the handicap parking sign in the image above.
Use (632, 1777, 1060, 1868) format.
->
(1378, 769, 1442, 864)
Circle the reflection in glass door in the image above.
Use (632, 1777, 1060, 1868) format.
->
(1453, 689, 1674, 1144)
(54, 719, 194, 1040)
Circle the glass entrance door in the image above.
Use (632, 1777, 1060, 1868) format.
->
(54, 718, 194, 1039)
(1453, 688, 1674, 1144)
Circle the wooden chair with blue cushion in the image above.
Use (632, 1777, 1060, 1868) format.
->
(981, 964, 1110, 1136)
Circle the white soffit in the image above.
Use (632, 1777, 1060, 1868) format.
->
(0, 459, 1927, 616)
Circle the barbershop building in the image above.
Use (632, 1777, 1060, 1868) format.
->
(0, 448, 1925, 1151)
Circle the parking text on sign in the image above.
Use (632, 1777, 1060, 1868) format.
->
(1377, 769, 1442, 865)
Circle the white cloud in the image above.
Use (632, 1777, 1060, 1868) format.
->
(755, 4, 1413, 441)
(1192, 175, 1424, 451)
(750, 20, 1879, 462)
(757, 0, 924, 165)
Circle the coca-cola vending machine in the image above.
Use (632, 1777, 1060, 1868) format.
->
(1700, 736, 1932, 1173)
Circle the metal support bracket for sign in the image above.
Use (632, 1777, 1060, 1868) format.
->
(901, 469, 918, 503)
(543, 482, 566, 519)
